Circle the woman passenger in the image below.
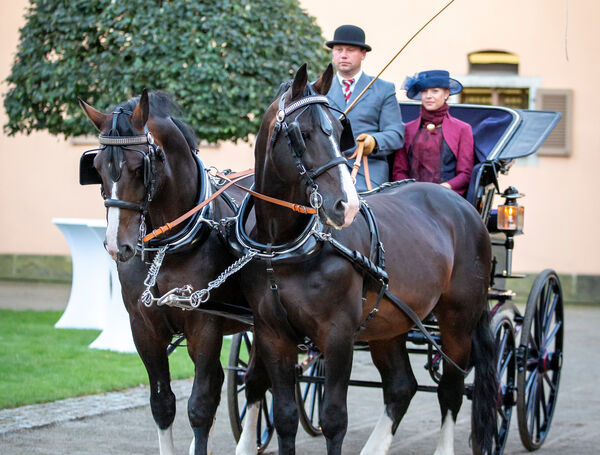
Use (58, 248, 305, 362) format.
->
(392, 70, 474, 195)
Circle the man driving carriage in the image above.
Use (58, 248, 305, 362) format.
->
(325, 25, 404, 191)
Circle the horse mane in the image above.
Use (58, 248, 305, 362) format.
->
(115, 91, 198, 151)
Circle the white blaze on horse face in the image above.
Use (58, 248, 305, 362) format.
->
(105, 182, 120, 261)
(328, 135, 359, 228)
(236, 401, 260, 455)
(360, 410, 394, 455)
(433, 414, 455, 455)
(157, 424, 176, 455)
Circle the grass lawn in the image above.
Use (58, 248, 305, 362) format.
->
(0, 309, 231, 409)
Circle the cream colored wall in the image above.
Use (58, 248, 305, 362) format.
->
(300, 0, 600, 275)
(1, 0, 598, 275)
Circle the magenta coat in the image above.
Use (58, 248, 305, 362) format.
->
(392, 112, 474, 194)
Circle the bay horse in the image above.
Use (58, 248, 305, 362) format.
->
(79, 90, 250, 455)
(235, 64, 497, 455)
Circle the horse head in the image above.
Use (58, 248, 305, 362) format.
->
(78, 89, 198, 262)
(255, 64, 359, 235)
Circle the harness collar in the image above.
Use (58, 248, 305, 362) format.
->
(137, 153, 213, 255)
(228, 191, 323, 263)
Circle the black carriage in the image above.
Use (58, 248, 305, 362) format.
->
(226, 103, 564, 455)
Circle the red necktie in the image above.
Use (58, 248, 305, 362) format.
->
(343, 79, 354, 103)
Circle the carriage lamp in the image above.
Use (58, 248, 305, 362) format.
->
(497, 186, 524, 233)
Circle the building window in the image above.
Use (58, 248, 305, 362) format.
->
(457, 50, 535, 109)
(460, 87, 530, 109)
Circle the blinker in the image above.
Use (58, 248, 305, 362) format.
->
(339, 116, 355, 152)
(287, 121, 306, 157)
(79, 151, 102, 185)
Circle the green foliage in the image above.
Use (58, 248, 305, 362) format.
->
(3, 0, 330, 142)
(0, 309, 231, 408)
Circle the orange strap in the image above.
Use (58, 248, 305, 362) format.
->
(347, 140, 373, 190)
(231, 183, 317, 215)
(142, 168, 317, 242)
(142, 169, 254, 242)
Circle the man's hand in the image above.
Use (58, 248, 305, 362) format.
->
(356, 133, 376, 155)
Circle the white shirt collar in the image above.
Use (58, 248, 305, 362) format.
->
(336, 70, 363, 88)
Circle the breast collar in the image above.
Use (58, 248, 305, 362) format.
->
(136, 153, 213, 255)
(227, 191, 325, 264)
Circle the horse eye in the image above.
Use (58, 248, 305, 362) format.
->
(301, 131, 310, 140)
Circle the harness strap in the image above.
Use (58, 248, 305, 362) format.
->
(142, 169, 254, 242)
(383, 288, 469, 376)
(307, 156, 347, 180)
(230, 183, 317, 215)
(265, 245, 303, 342)
(104, 199, 145, 212)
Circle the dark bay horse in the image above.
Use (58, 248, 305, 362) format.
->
(235, 64, 496, 455)
(79, 90, 250, 455)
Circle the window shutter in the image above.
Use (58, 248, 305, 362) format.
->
(536, 89, 573, 156)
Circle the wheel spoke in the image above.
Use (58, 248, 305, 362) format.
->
(496, 330, 509, 370)
(543, 292, 559, 332)
(542, 321, 562, 351)
(499, 349, 513, 378)
(543, 372, 557, 392)
(240, 402, 248, 421)
(540, 380, 548, 422)
(525, 369, 538, 398)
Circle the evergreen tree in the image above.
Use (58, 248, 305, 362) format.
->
(4, 0, 329, 141)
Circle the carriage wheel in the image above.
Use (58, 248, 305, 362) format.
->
(226, 332, 274, 453)
(517, 269, 564, 451)
(295, 349, 324, 436)
(490, 311, 517, 455)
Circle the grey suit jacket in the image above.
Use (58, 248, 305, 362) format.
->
(327, 73, 404, 191)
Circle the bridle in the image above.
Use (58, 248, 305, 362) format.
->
(79, 107, 213, 259)
(269, 84, 351, 210)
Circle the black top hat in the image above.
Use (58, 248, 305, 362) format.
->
(325, 25, 371, 52)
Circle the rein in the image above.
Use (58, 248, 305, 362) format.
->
(142, 87, 349, 242)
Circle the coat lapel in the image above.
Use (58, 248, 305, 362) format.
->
(328, 79, 346, 111)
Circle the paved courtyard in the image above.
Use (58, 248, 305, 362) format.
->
(0, 282, 599, 454)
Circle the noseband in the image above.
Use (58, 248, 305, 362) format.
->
(270, 85, 349, 209)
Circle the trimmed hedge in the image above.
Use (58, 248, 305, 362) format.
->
(4, 0, 330, 141)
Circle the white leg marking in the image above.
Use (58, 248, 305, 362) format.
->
(105, 182, 120, 260)
(360, 410, 394, 455)
(157, 424, 176, 455)
(236, 402, 260, 455)
(433, 414, 455, 455)
(189, 437, 195, 455)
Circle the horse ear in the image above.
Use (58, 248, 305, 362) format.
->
(291, 63, 308, 100)
(312, 63, 334, 95)
(130, 88, 149, 133)
(78, 98, 111, 132)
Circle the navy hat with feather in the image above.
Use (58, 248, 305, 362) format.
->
(403, 70, 463, 100)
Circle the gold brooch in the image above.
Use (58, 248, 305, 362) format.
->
(426, 123, 436, 131)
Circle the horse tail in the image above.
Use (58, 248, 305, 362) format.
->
(470, 307, 497, 455)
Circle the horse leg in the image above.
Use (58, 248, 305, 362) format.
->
(254, 324, 299, 455)
(186, 317, 225, 455)
(433, 320, 473, 455)
(236, 337, 271, 455)
(130, 315, 177, 455)
(360, 335, 417, 455)
(319, 328, 354, 455)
